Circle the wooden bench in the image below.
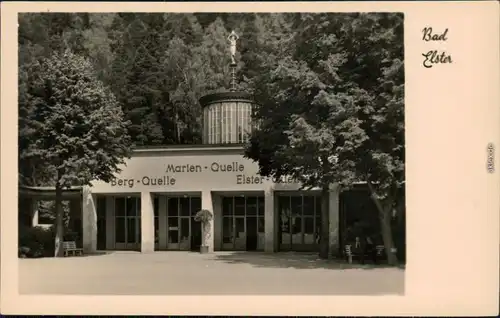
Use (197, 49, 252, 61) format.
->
(63, 241, 83, 257)
(345, 244, 385, 264)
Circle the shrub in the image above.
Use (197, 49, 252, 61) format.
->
(18, 246, 30, 258)
(194, 209, 213, 223)
(18, 225, 56, 258)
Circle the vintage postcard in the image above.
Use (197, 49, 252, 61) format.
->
(1, 1, 499, 316)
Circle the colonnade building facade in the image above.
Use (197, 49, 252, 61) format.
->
(79, 92, 342, 254)
(83, 145, 341, 254)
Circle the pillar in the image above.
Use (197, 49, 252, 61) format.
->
(30, 199, 39, 227)
(82, 186, 97, 253)
(274, 194, 280, 252)
(141, 192, 155, 253)
(158, 196, 167, 250)
(201, 190, 214, 252)
(213, 194, 222, 251)
(105, 196, 115, 250)
(264, 188, 275, 252)
(329, 183, 340, 258)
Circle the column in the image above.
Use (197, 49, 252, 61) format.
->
(274, 195, 280, 252)
(82, 186, 97, 253)
(158, 196, 167, 250)
(201, 190, 214, 252)
(30, 199, 39, 227)
(264, 188, 275, 252)
(213, 194, 222, 251)
(329, 183, 340, 258)
(105, 196, 115, 250)
(141, 192, 155, 253)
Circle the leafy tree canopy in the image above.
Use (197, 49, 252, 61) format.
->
(244, 13, 404, 263)
(20, 49, 132, 188)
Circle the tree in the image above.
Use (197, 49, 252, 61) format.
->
(18, 13, 301, 149)
(20, 50, 132, 257)
(336, 13, 404, 265)
(244, 13, 404, 263)
(239, 13, 295, 92)
(108, 17, 166, 146)
(198, 17, 233, 92)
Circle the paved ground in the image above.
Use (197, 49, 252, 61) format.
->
(19, 251, 405, 295)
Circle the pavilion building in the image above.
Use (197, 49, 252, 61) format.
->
(19, 32, 382, 256)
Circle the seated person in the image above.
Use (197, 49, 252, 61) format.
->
(353, 235, 378, 265)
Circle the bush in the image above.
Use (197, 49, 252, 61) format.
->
(194, 209, 213, 223)
(18, 246, 30, 258)
(18, 225, 56, 258)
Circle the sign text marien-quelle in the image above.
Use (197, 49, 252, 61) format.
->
(109, 161, 298, 188)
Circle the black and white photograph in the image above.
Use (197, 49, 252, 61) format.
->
(16, 11, 406, 295)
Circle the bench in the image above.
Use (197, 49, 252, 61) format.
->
(63, 241, 83, 257)
(345, 244, 385, 264)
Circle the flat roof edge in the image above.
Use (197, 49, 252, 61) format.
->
(133, 144, 245, 153)
(199, 91, 254, 107)
(19, 186, 83, 191)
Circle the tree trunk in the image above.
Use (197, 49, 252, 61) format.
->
(54, 184, 65, 257)
(379, 207, 398, 265)
(367, 183, 399, 266)
(318, 186, 330, 259)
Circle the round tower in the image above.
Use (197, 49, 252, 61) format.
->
(199, 30, 258, 145)
(200, 91, 256, 144)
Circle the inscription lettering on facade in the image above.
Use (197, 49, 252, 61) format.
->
(108, 161, 298, 188)
(165, 162, 245, 173)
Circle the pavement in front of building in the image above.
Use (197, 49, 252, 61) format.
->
(19, 251, 405, 295)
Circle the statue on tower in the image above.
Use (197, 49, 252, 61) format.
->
(227, 30, 239, 66)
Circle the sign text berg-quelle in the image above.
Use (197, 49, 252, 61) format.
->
(108, 162, 298, 188)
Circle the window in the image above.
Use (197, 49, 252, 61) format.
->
(166, 196, 202, 248)
(154, 197, 159, 244)
(222, 197, 233, 216)
(169, 216, 178, 227)
(168, 198, 178, 216)
(221, 104, 226, 143)
(222, 196, 265, 250)
(204, 102, 255, 145)
(246, 197, 257, 216)
(258, 197, 264, 216)
(126, 197, 137, 217)
(169, 229, 179, 244)
(223, 217, 233, 243)
(303, 196, 314, 216)
(114, 196, 141, 245)
(115, 197, 125, 217)
(97, 197, 107, 219)
(230, 102, 236, 142)
(209, 107, 214, 143)
(279, 194, 322, 250)
(234, 196, 245, 216)
(215, 104, 220, 143)
(115, 217, 125, 243)
(179, 197, 190, 216)
(191, 197, 201, 214)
